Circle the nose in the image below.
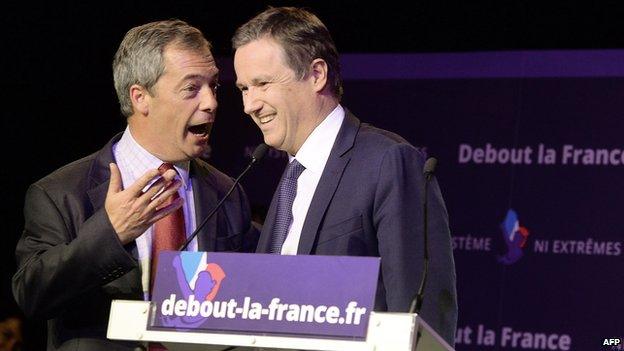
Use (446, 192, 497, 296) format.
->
(199, 86, 218, 113)
(243, 88, 262, 116)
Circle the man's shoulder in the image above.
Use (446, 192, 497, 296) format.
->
(358, 123, 409, 144)
(354, 123, 424, 159)
(33, 151, 100, 195)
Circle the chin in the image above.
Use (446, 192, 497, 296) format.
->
(194, 146, 211, 158)
(263, 137, 281, 151)
(186, 151, 203, 160)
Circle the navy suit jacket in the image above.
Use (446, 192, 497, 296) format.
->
(257, 110, 457, 345)
(12, 134, 257, 351)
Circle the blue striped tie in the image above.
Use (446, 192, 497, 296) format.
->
(270, 159, 306, 254)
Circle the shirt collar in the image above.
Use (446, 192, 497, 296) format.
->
(291, 104, 345, 174)
(116, 126, 191, 189)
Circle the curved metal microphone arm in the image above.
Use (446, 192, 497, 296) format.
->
(178, 144, 269, 251)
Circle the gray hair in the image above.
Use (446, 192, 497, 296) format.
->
(232, 7, 343, 100)
(113, 19, 212, 117)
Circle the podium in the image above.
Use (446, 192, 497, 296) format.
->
(110, 252, 454, 350)
(107, 299, 454, 351)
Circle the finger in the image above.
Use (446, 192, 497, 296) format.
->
(149, 197, 184, 224)
(107, 163, 123, 195)
(145, 179, 183, 212)
(140, 169, 178, 197)
(139, 178, 181, 209)
(141, 175, 167, 199)
(127, 168, 161, 196)
(160, 169, 178, 182)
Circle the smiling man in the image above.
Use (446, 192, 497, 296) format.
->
(233, 7, 457, 346)
(13, 20, 257, 351)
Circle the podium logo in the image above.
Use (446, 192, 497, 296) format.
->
(155, 253, 227, 328)
(176, 252, 226, 302)
(498, 209, 530, 265)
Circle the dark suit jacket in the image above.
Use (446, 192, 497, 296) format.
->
(12, 134, 257, 351)
(257, 110, 457, 345)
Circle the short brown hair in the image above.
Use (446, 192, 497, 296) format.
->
(232, 7, 343, 100)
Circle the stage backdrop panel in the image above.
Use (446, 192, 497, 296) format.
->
(209, 51, 624, 350)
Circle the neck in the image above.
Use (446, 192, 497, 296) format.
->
(315, 97, 339, 125)
(126, 117, 173, 162)
(290, 97, 339, 156)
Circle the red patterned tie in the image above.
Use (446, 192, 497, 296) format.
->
(149, 163, 186, 351)
(150, 163, 186, 292)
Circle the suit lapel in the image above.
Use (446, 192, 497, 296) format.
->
(190, 160, 218, 252)
(297, 111, 360, 254)
(86, 134, 121, 216)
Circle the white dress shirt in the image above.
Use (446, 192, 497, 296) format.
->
(280, 105, 345, 255)
(112, 126, 198, 299)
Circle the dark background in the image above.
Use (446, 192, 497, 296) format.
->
(4, 1, 624, 349)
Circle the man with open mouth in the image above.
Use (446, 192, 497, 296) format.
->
(13, 20, 257, 351)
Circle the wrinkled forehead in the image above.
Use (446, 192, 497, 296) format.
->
(163, 45, 218, 73)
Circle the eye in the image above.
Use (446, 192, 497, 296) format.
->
(183, 84, 199, 92)
(210, 82, 221, 92)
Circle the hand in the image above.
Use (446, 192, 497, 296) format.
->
(105, 163, 183, 245)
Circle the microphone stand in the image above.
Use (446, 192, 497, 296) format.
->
(178, 144, 269, 251)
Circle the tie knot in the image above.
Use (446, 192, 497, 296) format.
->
(158, 162, 175, 175)
(285, 159, 306, 180)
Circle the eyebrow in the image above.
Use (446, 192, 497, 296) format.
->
(181, 72, 219, 81)
(177, 72, 220, 88)
(236, 76, 271, 89)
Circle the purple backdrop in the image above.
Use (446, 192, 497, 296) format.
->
(208, 50, 624, 350)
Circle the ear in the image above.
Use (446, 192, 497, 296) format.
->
(309, 58, 329, 93)
(129, 84, 150, 115)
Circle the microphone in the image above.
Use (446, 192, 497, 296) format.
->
(178, 143, 269, 251)
(409, 157, 438, 314)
